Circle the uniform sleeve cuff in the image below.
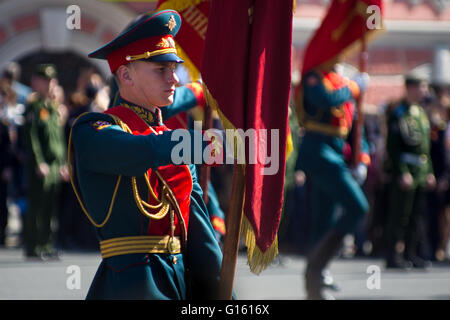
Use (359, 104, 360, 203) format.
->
(185, 82, 205, 107)
(360, 153, 371, 166)
(348, 80, 360, 99)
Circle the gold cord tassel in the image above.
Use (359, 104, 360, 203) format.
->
(67, 112, 122, 228)
(68, 111, 186, 245)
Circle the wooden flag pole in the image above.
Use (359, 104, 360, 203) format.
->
(352, 35, 368, 167)
(218, 163, 245, 299)
(199, 103, 213, 204)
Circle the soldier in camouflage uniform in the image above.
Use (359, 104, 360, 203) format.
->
(23, 64, 67, 260)
(384, 74, 436, 269)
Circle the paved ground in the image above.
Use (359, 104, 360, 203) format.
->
(1, 246, 450, 300)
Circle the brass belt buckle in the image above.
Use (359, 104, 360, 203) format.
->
(419, 154, 427, 164)
(167, 237, 178, 254)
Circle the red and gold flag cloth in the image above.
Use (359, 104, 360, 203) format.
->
(294, 0, 384, 124)
(201, 0, 293, 274)
(301, 0, 383, 77)
(157, 0, 210, 80)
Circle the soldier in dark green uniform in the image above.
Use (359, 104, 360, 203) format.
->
(425, 81, 450, 262)
(69, 10, 225, 300)
(108, 67, 227, 243)
(23, 64, 66, 259)
(384, 73, 436, 269)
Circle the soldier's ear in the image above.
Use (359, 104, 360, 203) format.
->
(116, 65, 133, 87)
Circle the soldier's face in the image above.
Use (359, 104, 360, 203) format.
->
(407, 81, 429, 104)
(418, 81, 429, 100)
(31, 76, 51, 97)
(128, 61, 179, 108)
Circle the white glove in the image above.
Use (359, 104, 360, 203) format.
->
(351, 163, 368, 186)
(352, 72, 370, 92)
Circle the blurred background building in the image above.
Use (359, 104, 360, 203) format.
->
(0, 0, 448, 101)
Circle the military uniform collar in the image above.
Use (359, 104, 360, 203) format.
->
(402, 98, 422, 108)
(117, 96, 163, 126)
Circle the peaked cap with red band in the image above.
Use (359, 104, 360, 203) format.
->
(88, 10, 184, 73)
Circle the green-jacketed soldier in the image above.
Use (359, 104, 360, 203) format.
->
(296, 64, 370, 300)
(23, 64, 67, 259)
(384, 74, 436, 269)
(70, 10, 225, 299)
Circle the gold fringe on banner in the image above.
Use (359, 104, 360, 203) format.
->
(202, 82, 244, 154)
(202, 82, 279, 275)
(242, 216, 279, 275)
(286, 127, 294, 160)
(294, 87, 305, 127)
(175, 43, 201, 81)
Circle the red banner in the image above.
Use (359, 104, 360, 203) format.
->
(201, 0, 293, 274)
(301, 0, 383, 77)
(157, 0, 210, 80)
(294, 0, 384, 125)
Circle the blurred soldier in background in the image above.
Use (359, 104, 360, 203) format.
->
(23, 64, 67, 260)
(1, 62, 31, 106)
(425, 81, 450, 262)
(384, 73, 436, 269)
(297, 63, 370, 299)
(0, 83, 15, 245)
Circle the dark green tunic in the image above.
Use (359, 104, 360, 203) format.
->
(70, 101, 223, 300)
(296, 70, 369, 245)
(384, 100, 433, 250)
(23, 94, 66, 256)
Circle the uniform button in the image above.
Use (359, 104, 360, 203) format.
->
(172, 256, 178, 264)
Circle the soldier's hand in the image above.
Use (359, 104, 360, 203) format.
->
(350, 163, 368, 186)
(437, 177, 449, 192)
(36, 162, 50, 177)
(426, 174, 436, 191)
(59, 165, 70, 182)
(398, 172, 413, 190)
(1, 167, 13, 182)
(294, 170, 306, 187)
(203, 129, 224, 166)
(353, 72, 370, 92)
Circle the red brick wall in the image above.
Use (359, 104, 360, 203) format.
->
(12, 13, 39, 33)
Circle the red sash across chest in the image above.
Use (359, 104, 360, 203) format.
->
(323, 71, 355, 131)
(105, 106, 192, 236)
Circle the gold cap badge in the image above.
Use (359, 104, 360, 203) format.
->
(166, 15, 176, 32)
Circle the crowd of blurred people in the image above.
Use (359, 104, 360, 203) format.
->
(283, 71, 450, 267)
(0, 61, 110, 258)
